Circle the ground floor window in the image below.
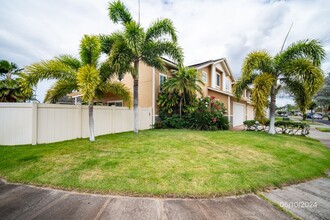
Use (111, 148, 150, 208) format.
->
(108, 100, 123, 107)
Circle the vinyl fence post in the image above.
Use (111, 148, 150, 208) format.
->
(31, 102, 38, 145)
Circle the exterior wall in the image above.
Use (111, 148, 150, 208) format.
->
(198, 66, 212, 97)
(0, 103, 152, 146)
(208, 90, 229, 109)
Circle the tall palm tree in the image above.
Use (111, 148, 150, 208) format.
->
(162, 67, 204, 117)
(234, 39, 325, 134)
(101, 0, 183, 133)
(20, 35, 132, 142)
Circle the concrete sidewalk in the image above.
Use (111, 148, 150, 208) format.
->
(308, 124, 330, 148)
(0, 180, 290, 220)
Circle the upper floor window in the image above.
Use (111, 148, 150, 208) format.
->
(216, 73, 220, 87)
(225, 78, 231, 91)
(159, 73, 167, 91)
(202, 72, 207, 83)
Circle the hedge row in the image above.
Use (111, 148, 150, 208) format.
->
(243, 120, 310, 136)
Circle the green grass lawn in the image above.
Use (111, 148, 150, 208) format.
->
(316, 127, 330, 132)
(1, 129, 329, 198)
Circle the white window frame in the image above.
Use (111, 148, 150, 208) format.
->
(202, 71, 207, 83)
(159, 73, 167, 91)
(107, 100, 123, 107)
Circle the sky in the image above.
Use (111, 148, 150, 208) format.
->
(1, 0, 329, 106)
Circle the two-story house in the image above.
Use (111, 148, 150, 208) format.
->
(189, 58, 254, 127)
(86, 57, 254, 128)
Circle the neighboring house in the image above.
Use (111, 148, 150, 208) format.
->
(189, 58, 254, 127)
(69, 57, 255, 127)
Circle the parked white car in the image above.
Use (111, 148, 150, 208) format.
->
(312, 113, 323, 119)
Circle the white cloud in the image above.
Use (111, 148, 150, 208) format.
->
(1, 0, 329, 102)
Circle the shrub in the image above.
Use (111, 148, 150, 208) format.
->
(156, 114, 187, 129)
(157, 96, 229, 131)
(243, 119, 310, 135)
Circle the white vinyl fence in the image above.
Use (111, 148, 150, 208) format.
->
(0, 103, 152, 145)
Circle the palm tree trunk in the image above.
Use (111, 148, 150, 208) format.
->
(179, 97, 183, 117)
(133, 61, 139, 133)
(88, 102, 95, 142)
(268, 86, 276, 134)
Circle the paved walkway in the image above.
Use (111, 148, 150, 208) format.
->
(308, 124, 330, 148)
(0, 180, 290, 220)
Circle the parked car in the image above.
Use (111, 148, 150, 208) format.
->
(312, 113, 323, 119)
(328, 113, 330, 121)
(306, 113, 312, 119)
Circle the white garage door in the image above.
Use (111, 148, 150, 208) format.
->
(233, 102, 245, 127)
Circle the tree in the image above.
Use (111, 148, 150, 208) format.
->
(101, 0, 183, 133)
(315, 72, 330, 111)
(162, 67, 204, 117)
(21, 35, 132, 142)
(0, 60, 31, 102)
(234, 39, 325, 134)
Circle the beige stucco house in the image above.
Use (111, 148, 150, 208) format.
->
(99, 57, 254, 128)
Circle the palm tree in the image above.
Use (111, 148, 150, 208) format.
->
(234, 39, 325, 134)
(0, 60, 31, 102)
(162, 67, 204, 117)
(21, 35, 132, 142)
(101, 0, 183, 133)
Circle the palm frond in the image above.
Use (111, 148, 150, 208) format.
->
(277, 39, 326, 67)
(251, 73, 275, 123)
(145, 18, 177, 43)
(23, 59, 76, 87)
(99, 61, 115, 81)
(44, 79, 77, 103)
(80, 35, 101, 67)
(242, 50, 274, 78)
(76, 65, 100, 102)
(56, 55, 82, 70)
(108, 0, 133, 24)
(142, 41, 183, 66)
(282, 58, 324, 94)
(123, 21, 145, 56)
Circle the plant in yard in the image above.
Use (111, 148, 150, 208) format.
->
(20, 35, 132, 142)
(100, 0, 183, 133)
(234, 39, 325, 134)
(188, 96, 229, 130)
(162, 67, 204, 117)
(0, 60, 31, 102)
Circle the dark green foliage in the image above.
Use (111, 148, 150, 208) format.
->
(158, 96, 229, 131)
(156, 114, 187, 129)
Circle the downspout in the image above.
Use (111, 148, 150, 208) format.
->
(152, 67, 155, 125)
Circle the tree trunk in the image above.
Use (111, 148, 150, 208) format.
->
(133, 61, 139, 133)
(88, 103, 95, 142)
(268, 86, 276, 134)
(179, 97, 183, 117)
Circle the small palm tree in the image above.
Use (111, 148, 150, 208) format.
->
(234, 39, 325, 134)
(162, 67, 204, 117)
(101, 0, 183, 133)
(0, 60, 31, 102)
(21, 35, 132, 142)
